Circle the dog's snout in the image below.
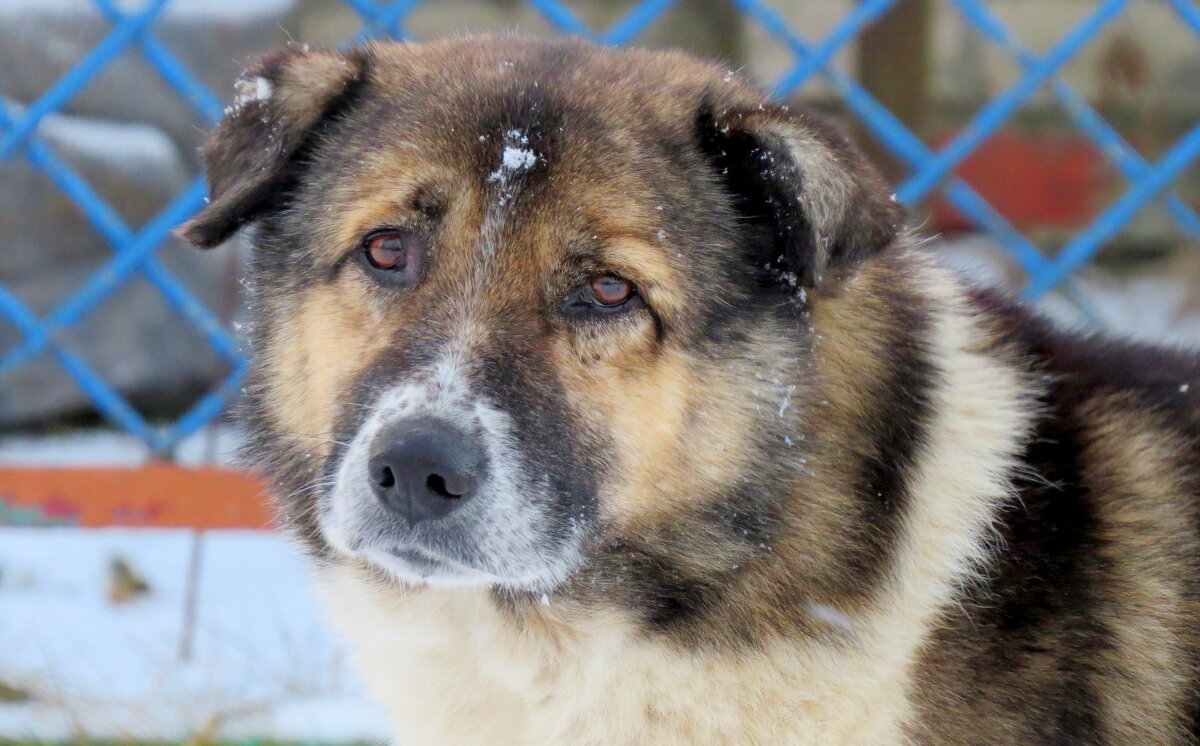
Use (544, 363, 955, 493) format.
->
(368, 419, 487, 524)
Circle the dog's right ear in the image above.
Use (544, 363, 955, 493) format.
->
(178, 48, 367, 248)
(696, 99, 903, 288)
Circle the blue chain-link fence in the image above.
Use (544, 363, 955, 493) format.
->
(2, 0, 1199, 452)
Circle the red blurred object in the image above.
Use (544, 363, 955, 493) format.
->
(929, 131, 1107, 233)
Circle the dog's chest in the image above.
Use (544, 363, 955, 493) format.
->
(317, 568, 912, 745)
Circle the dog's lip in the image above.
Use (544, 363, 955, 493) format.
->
(388, 545, 445, 567)
(382, 543, 478, 574)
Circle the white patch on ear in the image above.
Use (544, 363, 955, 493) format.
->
(755, 120, 856, 281)
(233, 75, 274, 109)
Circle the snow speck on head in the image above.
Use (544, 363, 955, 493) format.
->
(487, 130, 538, 185)
(501, 145, 537, 171)
(1181, 383, 1190, 393)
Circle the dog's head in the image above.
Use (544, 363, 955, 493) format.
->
(183, 36, 903, 597)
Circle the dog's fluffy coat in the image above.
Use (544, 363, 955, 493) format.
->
(183, 36, 1200, 744)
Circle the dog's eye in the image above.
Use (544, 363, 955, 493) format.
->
(589, 275, 634, 306)
(563, 274, 642, 317)
(365, 232, 407, 269)
(359, 229, 423, 287)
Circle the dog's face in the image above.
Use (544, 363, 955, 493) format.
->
(183, 37, 902, 598)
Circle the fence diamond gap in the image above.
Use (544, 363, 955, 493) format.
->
(1, 0, 1198, 451)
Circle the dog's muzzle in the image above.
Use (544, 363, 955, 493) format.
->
(323, 375, 584, 590)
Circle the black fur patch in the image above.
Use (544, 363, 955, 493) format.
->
(978, 403, 1107, 741)
(840, 280, 937, 599)
(472, 334, 607, 550)
(695, 101, 818, 289)
(914, 288, 1135, 742)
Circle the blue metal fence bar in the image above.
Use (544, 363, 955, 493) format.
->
(0, 96, 241, 449)
(0, 100, 239, 368)
(347, 0, 678, 46)
(0, 180, 210, 373)
(522, 0, 678, 46)
(598, 0, 676, 46)
(896, 0, 1129, 204)
(0, 0, 169, 160)
(346, 0, 418, 43)
(731, 0, 1055, 279)
(772, 0, 901, 97)
(93, 0, 224, 125)
(523, 0, 594, 38)
(1026, 121, 1200, 297)
(950, 0, 1200, 240)
(0, 187, 240, 451)
(0, 285, 164, 447)
(1166, 0, 1200, 37)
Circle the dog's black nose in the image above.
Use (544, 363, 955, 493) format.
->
(367, 419, 486, 524)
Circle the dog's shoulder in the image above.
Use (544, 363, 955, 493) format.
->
(910, 282, 1200, 745)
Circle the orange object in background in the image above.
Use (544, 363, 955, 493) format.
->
(0, 465, 274, 528)
(930, 131, 1108, 234)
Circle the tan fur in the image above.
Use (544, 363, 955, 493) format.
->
(261, 281, 390, 447)
(1077, 398, 1198, 743)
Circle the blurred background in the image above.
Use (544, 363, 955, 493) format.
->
(1, 0, 1199, 743)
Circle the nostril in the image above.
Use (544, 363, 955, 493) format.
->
(378, 465, 396, 489)
(426, 473, 463, 499)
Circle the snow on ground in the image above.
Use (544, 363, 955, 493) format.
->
(0, 528, 389, 743)
(0, 425, 243, 467)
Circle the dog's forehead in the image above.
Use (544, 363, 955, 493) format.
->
(307, 42, 740, 268)
(347, 37, 757, 184)
(366, 37, 723, 122)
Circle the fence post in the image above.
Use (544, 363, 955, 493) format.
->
(856, 0, 933, 183)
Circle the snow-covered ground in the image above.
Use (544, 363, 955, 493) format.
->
(0, 425, 243, 467)
(0, 528, 389, 743)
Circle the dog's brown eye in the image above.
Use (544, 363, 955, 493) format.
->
(365, 232, 407, 270)
(358, 229, 425, 288)
(589, 275, 634, 306)
(563, 273, 642, 318)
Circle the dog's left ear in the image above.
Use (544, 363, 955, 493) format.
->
(697, 101, 904, 287)
(178, 48, 366, 248)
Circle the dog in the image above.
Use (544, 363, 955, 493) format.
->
(181, 35, 1200, 744)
